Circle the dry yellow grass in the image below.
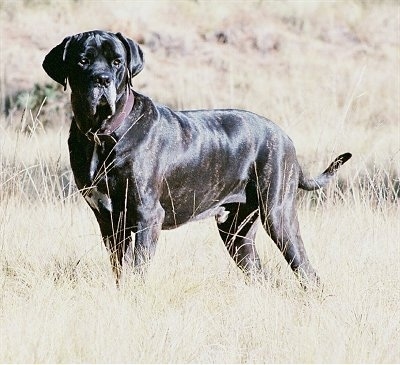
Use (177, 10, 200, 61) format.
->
(1, 132, 399, 362)
(1, 0, 399, 363)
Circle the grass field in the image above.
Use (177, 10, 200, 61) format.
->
(1, 0, 399, 363)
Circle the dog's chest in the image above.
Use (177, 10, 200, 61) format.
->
(84, 143, 114, 213)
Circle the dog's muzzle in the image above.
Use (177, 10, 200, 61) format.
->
(87, 72, 117, 117)
(88, 85, 117, 117)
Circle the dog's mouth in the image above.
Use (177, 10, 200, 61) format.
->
(96, 95, 114, 119)
(89, 89, 117, 120)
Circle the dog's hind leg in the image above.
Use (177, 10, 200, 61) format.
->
(259, 178, 320, 288)
(217, 201, 261, 275)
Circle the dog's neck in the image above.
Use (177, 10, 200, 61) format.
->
(85, 86, 135, 145)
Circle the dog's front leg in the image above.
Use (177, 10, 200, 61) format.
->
(96, 214, 133, 284)
(132, 202, 165, 275)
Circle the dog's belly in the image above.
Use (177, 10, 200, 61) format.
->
(186, 192, 245, 223)
(160, 182, 247, 229)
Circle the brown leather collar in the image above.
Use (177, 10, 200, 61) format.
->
(86, 86, 135, 145)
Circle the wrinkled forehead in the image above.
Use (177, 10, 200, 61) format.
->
(70, 32, 125, 57)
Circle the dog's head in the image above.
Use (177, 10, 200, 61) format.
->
(43, 30, 143, 129)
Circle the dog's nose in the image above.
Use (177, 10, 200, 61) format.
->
(94, 73, 111, 87)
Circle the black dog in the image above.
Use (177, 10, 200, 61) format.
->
(43, 30, 351, 286)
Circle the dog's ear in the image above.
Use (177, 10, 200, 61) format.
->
(42, 36, 72, 90)
(116, 33, 144, 82)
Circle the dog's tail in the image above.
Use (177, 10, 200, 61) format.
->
(298, 152, 352, 191)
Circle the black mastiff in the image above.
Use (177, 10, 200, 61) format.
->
(43, 30, 351, 287)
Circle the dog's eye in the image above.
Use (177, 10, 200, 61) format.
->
(78, 57, 89, 66)
(112, 59, 122, 67)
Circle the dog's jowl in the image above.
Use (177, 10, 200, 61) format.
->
(43, 30, 351, 287)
